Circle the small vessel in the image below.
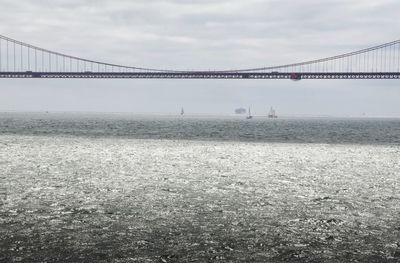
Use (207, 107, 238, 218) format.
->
(246, 107, 253, 119)
(180, 107, 184, 116)
(268, 107, 278, 118)
(235, 107, 246, 114)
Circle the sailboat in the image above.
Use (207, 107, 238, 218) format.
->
(268, 107, 278, 118)
(246, 107, 253, 119)
(180, 107, 184, 116)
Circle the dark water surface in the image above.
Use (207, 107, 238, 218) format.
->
(0, 112, 399, 144)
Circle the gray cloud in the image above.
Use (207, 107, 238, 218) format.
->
(0, 0, 400, 116)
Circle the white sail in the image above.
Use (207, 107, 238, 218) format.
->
(246, 107, 253, 119)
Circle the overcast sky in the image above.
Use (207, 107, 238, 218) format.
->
(1, 0, 400, 116)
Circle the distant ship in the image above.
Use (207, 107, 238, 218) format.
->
(181, 107, 184, 116)
(268, 107, 278, 118)
(235, 107, 246, 114)
(246, 107, 253, 119)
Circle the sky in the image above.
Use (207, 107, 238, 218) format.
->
(0, 0, 400, 116)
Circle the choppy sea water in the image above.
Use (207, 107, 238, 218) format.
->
(0, 112, 400, 144)
(1, 113, 400, 262)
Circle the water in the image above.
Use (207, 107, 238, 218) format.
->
(1, 112, 400, 262)
(1, 112, 399, 144)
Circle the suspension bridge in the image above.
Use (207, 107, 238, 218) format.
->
(0, 34, 400, 80)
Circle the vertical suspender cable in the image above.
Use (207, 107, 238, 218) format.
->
(20, 45, 23, 71)
(392, 43, 394, 72)
(6, 40, 9, 71)
(13, 41, 16, 71)
(364, 51, 366, 72)
(389, 44, 392, 72)
(393, 43, 397, 72)
(28, 47, 30, 71)
(383, 46, 387, 72)
(0, 38, 2, 71)
(397, 42, 400, 72)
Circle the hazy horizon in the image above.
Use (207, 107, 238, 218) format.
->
(1, 110, 399, 119)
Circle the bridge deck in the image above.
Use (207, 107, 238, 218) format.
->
(1, 72, 400, 79)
